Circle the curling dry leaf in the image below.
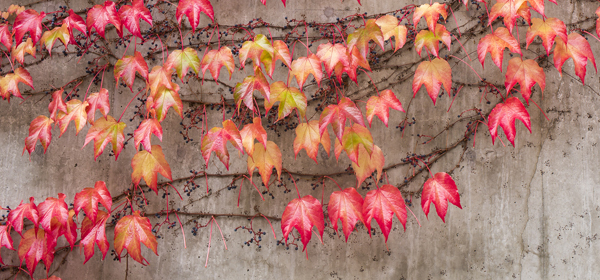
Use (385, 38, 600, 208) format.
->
(83, 115, 126, 160)
(366, 89, 404, 127)
(505, 57, 545, 104)
(247, 141, 282, 188)
(422, 172, 462, 222)
(477, 27, 521, 70)
(131, 145, 172, 193)
(412, 58, 452, 105)
(363, 185, 406, 242)
(23, 115, 53, 156)
(488, 97, 531, 146)
(281, 195, 324, 250)
(114, 210, 158, 265)
(328, 187, 365, 241)
(201, 120, 243, 170)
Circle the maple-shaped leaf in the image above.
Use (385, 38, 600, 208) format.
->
(319, 97, 365, 142)
(375, 15, 407, 52)
(40, 25, 70, 56)
(489, 0, 529, 33)
(18, 228, 50, 276)
(247, 141, 282, 188)
(239, 34, 273, 69)
(351, 144, 384, 186)
(81, 210, 109, 264)
(0, 225, 14, 265)
(134, 118, 163, 152)
(363, 185, 406, 242)
(366, 89, 404, 127)
(165, 47, 200, 81)
(240, 117, 267, 158)
(83, 115, 126, 160)
(233, 68, 270, 111)
(11, 38, 35, 65)
(201, 120, 243, 170)
(328, 187, 364, 241)
(57, 99, 89, 136)
(151, 83, 183, 122)
(290, 54, 323, 89)
(119, 0, 152, 39)
(7, 197, 38, 235)
(414, 24, 451, 58)
(0, 24, 12, 50)
(554, 33, 597, 84)
(488, 97, 531, 146)
(477, 27, 521, 70)
(293, 120, 331, 163)
(413, 3, 447, 31)
(0, 67, 34, 101)
(201, 46, 235, 82)
(347, 19, 385, 60)
(176, 0, 214, 31)
(23, 115, 53, 156)
(281, 195, 324, 250)
(265, 81, 307, 120)
(422, 172, 462, 222)
(525, 0, 545, 17)
(48, 90, 67, 121)
(38, 193, 69, 234)
(261, 40, 292, 77)
(147, 65, 174, 98)
(412, 58, 452, 105)
(342, 123, 374, 165)
(74, 181, 112, 222)
(114, 51, 149, 91)
(316, 43, 348, 77)
(46, 209, 77, 249)
(86, 1, 122, 38)
(85, 88, 110, 123)
(114, 210, 158, 265)
(525, 18, 567, 56)
(131, 145, 172, 193)
(62, 9, 87, 43)
(505, 57, 545, 104)
(333, 46, 371, 84)
(13, 9, 45, 45)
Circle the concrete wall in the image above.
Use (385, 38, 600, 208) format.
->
(0, 0, 599, 279)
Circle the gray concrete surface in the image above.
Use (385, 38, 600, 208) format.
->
(0, 0, 599, 279)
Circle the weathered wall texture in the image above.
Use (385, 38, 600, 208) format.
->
(0, 0, 599, 279)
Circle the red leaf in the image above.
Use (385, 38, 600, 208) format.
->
(114, 51, 149, 91)
(328, 187, 364, 241)
(290, 54, 323, 89)
(0, 225, 14, 265)
(477, 27, 521, 70)
(412, 58, 452, 105)
(85, 88, 110, 124)
(553, 33, 597, 84)
(7, 197, 39, 235)
(119, 0, 152, 39)
(316, 43, 348, 78)
(240, 117, 267, 158)
(83, 115, 126, 160)
(13, 9, 45, 45)
(131, 145, 172, 194)
(62, 9, 87, 43)
(176, 0, 215, 30)
(38, 193, 69, 234)
(362, 185, 406, 242)
(114, 210, 158, 265)
(488, 97, 531, 146)
(318, 97, 365, 142)
(147, 65, 174, 98)
(0, 67, 34, 101)
(505, 57, 545, 104)
(281, 195, 324, 250)
(57, 99, 89, 136)
(23, 115, 53, 156)
(0, 24, 12, 50)
(366, 89, 404, 127)
(134, 118, 163, 152)
(18, 228, 51, 276)
(81, 210, 109, 264)
(48, 89, 67, 121)
(150, 83, 183, 122)
(74, 181, 112, 222)
(489, 0, 529, 33)
(201, 120, 243, 170)
(47, 209, 77, 249)
(86, 1, 122, 39)
(201, 46, 235, 82)
(422, 172, 462, 222)
(525, 18, 567, 56)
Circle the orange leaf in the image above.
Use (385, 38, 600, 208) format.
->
(147, 65, 175, 98)
(57, 99, 89, 136)
(347, 19, 384, 59)
(233, 68, 270, 111)
(151, 83, 183, 122)
(375, 15, 407, 52)
(489, 0, 529, 33)
(131, 145, 172, 193)
(114, 51, 149, 91)
(247, 141, 282, 188)
(366, 89, 404, 127)
(414, 24, 451, 58)
(294, 120, 331, 163)
(553, 33, 597, 84)
(134, 118, 163, 152)
(0, 67, 34, 101)
(23, 115, 53, 156)
(412, 58, 452, 105)
(413, 3, 447, 31)
(239, 34, 273, 69)
(351, 144, 384, 187)
(477, 27, 521, 70)
(10, 38, 35, 65)
(83, 115, 126, 160)
(525, 18, 567, 56)
(40, 24, 70, 56)
(505, 57, 545, 104)
(200, 46, 235, 82)
(240, 117, 267, 158)
(261, 40, 292, 77)
(114, 210, 158, 265)
(201, 120, 243, 170)
(18, 228, 52, 276)
(316, 43, 348, 77)
(165, 47, 200, 82)
(319, 97, 365, 142)
(290, 54, 323, 89)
